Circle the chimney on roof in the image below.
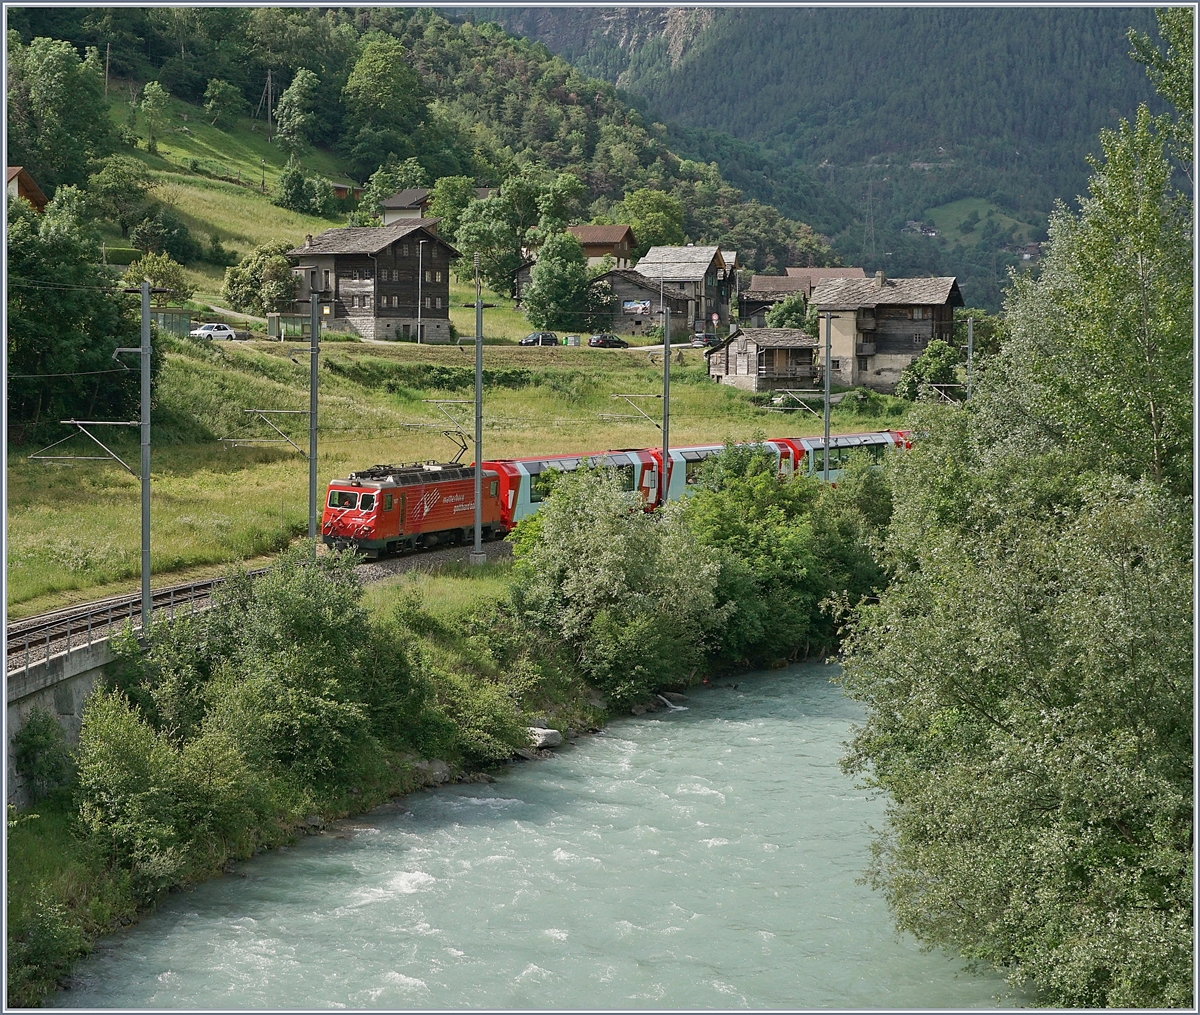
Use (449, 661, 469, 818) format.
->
(875, 270, 886, 287)
(305, 234, 313, 248)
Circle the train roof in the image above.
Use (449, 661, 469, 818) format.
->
(330, 463, 496, 487)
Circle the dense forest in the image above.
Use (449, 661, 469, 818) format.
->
(468, 7, 1165, 306)
(6, 7, 837, 276)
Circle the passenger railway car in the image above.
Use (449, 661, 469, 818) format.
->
(324, 430, 910, 556)
(322, 463, 505, 557)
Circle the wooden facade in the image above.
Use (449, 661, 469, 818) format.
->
(594, 269, 690, 339)
(288, 223, 457, 342)
(705, 328, 817, 392)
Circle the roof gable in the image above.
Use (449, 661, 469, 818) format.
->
(287, 220, 458, 257)
(568, 224, 635, 246)
(595, 269, 690, 302)
(634, 245, 724, 281)
(810, 275, 963, 309)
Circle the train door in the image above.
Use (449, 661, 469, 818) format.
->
(380, 488, 400, 539)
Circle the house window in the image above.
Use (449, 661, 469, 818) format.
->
(830, 359, 841, 370)
(353, 269, 360, 281)
(435, 271, 442, 282)
(425, 297, 431, 309)
(425, 270, 432, 283)
(392, 295, 399, 308)
(323, 270, 330, 290)
(402, 244, 409, 257)
(435, 297, 442, 309)
(857, 356, 869, 373)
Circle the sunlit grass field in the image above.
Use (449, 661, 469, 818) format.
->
(7, 337, 907, 617)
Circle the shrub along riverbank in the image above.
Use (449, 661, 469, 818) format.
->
(7, 443, 889, 1006)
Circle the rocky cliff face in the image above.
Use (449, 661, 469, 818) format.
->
(460, 7, 719, 86)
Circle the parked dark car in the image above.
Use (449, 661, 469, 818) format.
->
(588, 334, 629, 348)
(690, 333, 721, 348)
(519, 331, 559, 346)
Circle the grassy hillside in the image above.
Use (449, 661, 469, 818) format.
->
(8, 337, 909, 616)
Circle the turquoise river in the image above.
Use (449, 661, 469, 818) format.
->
(54, 664, 1026, 1009)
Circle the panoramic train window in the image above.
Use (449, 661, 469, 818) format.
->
(359, 494, 376, 510)
(529, 471, 559, 503)
(685, 460, 705, 485)
(612, 465, 635, 491)
(328, 490, 357, 509)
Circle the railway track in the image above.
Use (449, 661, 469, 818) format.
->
(6, 540, 512, 676)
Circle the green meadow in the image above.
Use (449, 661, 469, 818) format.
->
(8, 336, 908, 617)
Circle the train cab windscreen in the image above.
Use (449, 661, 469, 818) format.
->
(328, 490, 358, 509)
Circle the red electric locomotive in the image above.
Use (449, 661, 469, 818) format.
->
(322, 463, 506, 558)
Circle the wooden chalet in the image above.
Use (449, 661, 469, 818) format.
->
(634, 245, 731, 334)
(566, 224, 636, 268)
(7, 166, 47, 213)
(287, 221, 459, 342)
(705, 327, 817, 392)
(593, 269, 690, 340)
(741, 267, 865, 326)
(809, 271, 963, 392)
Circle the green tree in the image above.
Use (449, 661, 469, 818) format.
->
(894, 339, 961, 400)
(511, 468, 720, 707)
(341, 37, 427, 176)
(202, 78, 246, 128)
(1002, 104, 1192, 490)
(764, 291, 807, 328)
(425, 175, 478, 243)
(1129, 7, 1193, 173)
(87, 155, 152, 240)
(274, 68, 318, 154)
(953, 306, 1008, 358)
(123, 251, 194, 305)
(523, 232, 612, 332)
(7, 189, 149, 436)
(613, 188, 684, 257)
(222, 241, 298, 316)
(6, 32, 115, 194)
(129, 206, 202, 263)
(139, 81, 171, 154)
(272, 156, 309, 213)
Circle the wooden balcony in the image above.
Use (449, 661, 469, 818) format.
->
(855, 316, 876, 331)
(856, 341, 876, 356)
(757, 365, 815, 379)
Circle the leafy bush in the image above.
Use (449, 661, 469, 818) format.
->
(13, 708, 74, 802)
(894, 338, 961, 400)
(511, 468, 721, 706)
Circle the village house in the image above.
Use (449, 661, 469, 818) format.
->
(286, 221, 458, 342)
(7, 166, 47, 212)
(740, 267, 866, 326)
(592, 269, 690, 340)
(809, 271, 963, 392)
(634, 245, 731, 334)
(566, 224, 636, 268)
(380, 187, 495, 225)
(704, 327, 817, 392)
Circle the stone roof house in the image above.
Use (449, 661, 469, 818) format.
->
(705, 327, 817, 392)
(635, 245, 730, 333)
(809, 271, 963, 392)
(566, 225, 636, 268)
(287, 221, 459, 342)
(592, 269, 690, 340)
(741, 267, 866, 326)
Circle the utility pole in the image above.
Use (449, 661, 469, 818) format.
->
(470, 253, 486, 566)
(823, 311, 832, 483)
(966, 316, 974, 399)
(139, 281, 151, 629)
(309, 292, 319, 542)
(105, 42, 110, 97)
(661, 304, 670, 505)
(266, 68, 273, 142)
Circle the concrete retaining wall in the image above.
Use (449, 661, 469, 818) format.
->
(7, 641, 115, 808)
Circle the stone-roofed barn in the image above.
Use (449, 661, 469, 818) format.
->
(704, 327, 818, 392)
(592, 268, 691, 340)
(635, 245, 730, 334)
(809, 271, 963, 392)
(287, 221, 459, 342)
